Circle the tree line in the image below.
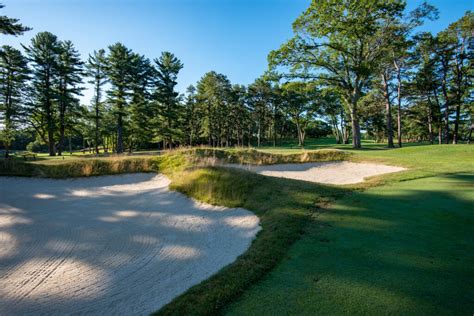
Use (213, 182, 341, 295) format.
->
(268, 1, 472, 148)
(0, 1, 472, 157)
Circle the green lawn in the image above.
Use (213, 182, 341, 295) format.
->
(225, 174, 474, 315)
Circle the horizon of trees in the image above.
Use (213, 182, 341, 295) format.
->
(0, 1, 472, 157)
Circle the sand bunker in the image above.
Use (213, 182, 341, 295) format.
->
(226, 161, 406, 185)
(0, 174, 260, 315)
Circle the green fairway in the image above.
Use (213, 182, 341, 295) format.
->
(225, 173, 474, 315)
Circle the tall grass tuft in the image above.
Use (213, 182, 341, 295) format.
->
(180, 148, 350, 166)
(0, 157, 155, 178)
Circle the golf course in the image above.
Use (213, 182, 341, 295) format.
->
(1, 0, 473, 314)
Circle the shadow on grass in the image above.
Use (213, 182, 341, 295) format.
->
(225, 173, 474, 315)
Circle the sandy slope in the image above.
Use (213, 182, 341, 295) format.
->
(226, 161, 406, 185)
(0, 174, 260, 315)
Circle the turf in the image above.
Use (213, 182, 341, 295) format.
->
(225, 174, 474, 315)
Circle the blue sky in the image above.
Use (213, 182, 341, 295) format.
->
(2, 0, 472, 103)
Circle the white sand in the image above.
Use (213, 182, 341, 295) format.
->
(0, 174, 260, 315)
(226, 161, 406, 185)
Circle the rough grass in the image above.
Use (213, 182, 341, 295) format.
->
(0, 156, 155, 178)
(176, 147, 349, 167)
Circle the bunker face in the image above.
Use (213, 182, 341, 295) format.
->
(0, 174, 260, 315)
(227, 161, 406, 185)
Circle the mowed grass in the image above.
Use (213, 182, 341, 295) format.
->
(225, 174, 474, 315)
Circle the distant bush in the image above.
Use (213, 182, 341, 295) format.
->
(26, 141, 49, 153)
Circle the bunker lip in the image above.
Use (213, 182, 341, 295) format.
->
(225, 161, 406, 185)
(0, 174, 260, 316)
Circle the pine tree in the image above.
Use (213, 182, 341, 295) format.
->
(86, 49, 107, 154)
(0, 45, 29, 157)
(106, 43, 132, 154)
(153, 51, 183, 149)
(128, 53, 154, 151)
(0, 3, 31, 36)
(248, 78, 272, 147)
(195, 71, 232, 147)
(56, 40, 84, 155)
(182, 85, 200, 146)
(23, 32, 61, 156)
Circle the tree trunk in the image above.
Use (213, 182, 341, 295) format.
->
(467, 123, 473, 144)
(296, 120, 303, 146)
(4, 80, 12, 158)
(95, 102, 100, 154)
(47, 112, 55, 156)
(452, 43, 465, 144)
(331, 115, 341, 144)
(58, 112, 65, 156)
(257, 121, 261, 147)
(57, 80, 66, 156)
(395, 63, 402, 148)
(117, 113, 123, 153)
(382, 73, 394, 148)
(453, 104, 460, 144)
(350, 104, 361, 149)
(441, 61, 450, 144)
(427, 96, 434, 145)
(45, 73, 55, 156)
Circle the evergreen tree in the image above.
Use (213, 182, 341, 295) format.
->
(86, 49, 107, 154)
(128, 53, 154, 151)
(247, 78, 273, 147)
(0, 3, 31, 36)
(230, 84, 249, 147)
(0, 45, 29, 157)
(182, 85, 200, 146)
(153, 51, 183, 149)
(438, 12, 473, 144)
(56, 40, 84, 155)
(106, 42, 132, 153)
(23, 32, 61, 156)
(195, 71, 232, 147)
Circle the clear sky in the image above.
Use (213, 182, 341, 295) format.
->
(1, 0, 472, 104)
